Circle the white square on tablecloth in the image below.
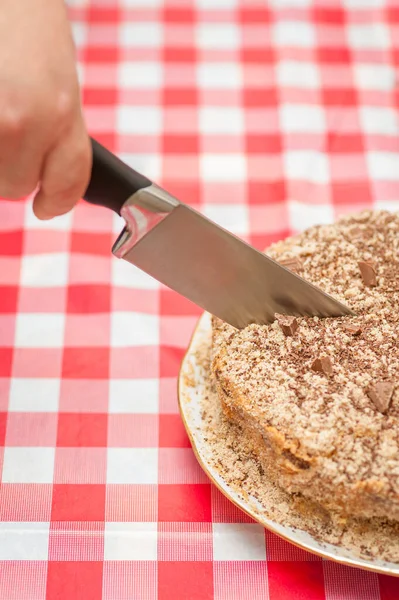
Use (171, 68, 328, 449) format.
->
(120, 22, 163, 47)
(122, 0, 163, 5)
(196, 23, 240, 49)
(71, 22, 87, 47)
(15, 314, 65, 348)
(0, 523, 50, 560)
(195, 0, 238, 8)
(2, 448, 55, 483)
(9, 378, 60, 413)
(360, 107, 399, 136)
(107, 448, 158, 483)
(199, 107, 244, 135)
(118, 62, 163, 89)
(280, 104, 325, 133)
(354, 64, 395, 91)
(270, 0, 312, 5)
(20, 253, 69, 287)
(272, 21, 315, 47)
(117, 107, 162, 135)
(367, 152, 399, 180)
(118, 153, 161, 182)
(203, 204, 249, 236)
(342, 0, 381, 7)
(109, 379, 159, 414)
(112, 258, 160, 290)
(276, 61, 320, 89)
(200, 154, 246, 182)
(347, 23, 390, 49)
(284, 151, 330, 184)
(110, 312, 159, 347)
(197, 63, 242, 89)
(288, 200, 334, 233)
(213, 523, 266, 561)
(104, 523, 157, 560)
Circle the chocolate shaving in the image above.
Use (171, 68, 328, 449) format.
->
(342, 324, 362, 336)
(367, 382, 394, 414)
(311, 356, 333, 376)
(278, 257, 303, 274)
(275, 313, 298, 337)
(358, 261, 377, 287)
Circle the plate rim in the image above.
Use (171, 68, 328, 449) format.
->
(178, 312, 399, 577)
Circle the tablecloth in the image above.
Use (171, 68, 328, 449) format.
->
(1, 0, 399, 598)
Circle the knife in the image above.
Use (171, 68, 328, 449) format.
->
(83, 138, 354, 329)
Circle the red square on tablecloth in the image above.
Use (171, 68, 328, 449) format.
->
(62, 347, 110, 379)
(158, 562, 213, 600)
(57, 413, 108, 447)
(160, 289, 200, 317)
(51, 484, 106, 521)
(379, 574, 399, 599)
(160, 346, 185, 377)
(163, 87, 198, 106)
(267, 561, 325, 600)
(46, 561, 103, 600)
(158, 484, 212, 522)
(0, 412, 6, 446)
(0, 348, 13, 377)
(67, 285, 111, 314)
(0, 231, 23, 256)
(159, 414, 191, 448)
(70, 232, 113, 256)
(0, 286, 18, 313)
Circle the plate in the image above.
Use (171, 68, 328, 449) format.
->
(178, 312, 399, 576)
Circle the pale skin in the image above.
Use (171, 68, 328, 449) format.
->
(0, 0, 91, 219)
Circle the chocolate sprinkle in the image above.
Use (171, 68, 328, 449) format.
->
(342, 324, 362, 336)
(311, 356, 333, 376)
(275, 313, 298, 337)
(367, 382, 394, 414)
(358, 260, 377, 287)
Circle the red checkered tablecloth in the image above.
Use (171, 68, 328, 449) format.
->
(1, 0, 399, 598)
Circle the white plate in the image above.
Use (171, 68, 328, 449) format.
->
(178, 312, 399, 576)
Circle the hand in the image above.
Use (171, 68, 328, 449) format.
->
(0, 0, 91, 219)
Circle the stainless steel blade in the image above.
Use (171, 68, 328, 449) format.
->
(112, 186, 353, 329)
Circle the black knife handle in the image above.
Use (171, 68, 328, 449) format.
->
(83, 138, 152, 215)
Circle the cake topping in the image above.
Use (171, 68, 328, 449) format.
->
(278, 257, 303, 274)
(342, 323, 362, 336)
(358, 260, 377, 287)
(212, 210, 399, 526)
(367, 382, 394, 414)
(275, 314, 298, 336)
(311, 356, 333, 376)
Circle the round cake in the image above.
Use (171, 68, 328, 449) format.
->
(212, 210, 399, 522)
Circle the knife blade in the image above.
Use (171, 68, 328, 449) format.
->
(83, 138, 354, 329)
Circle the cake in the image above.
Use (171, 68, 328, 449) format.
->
(211, 210, 399, 522)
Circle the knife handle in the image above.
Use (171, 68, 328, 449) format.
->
(83, 138, 152, 215)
